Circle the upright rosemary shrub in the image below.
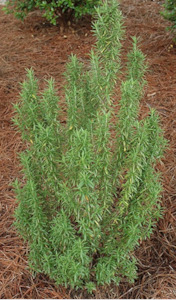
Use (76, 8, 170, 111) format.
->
(13, 0, 167, 292)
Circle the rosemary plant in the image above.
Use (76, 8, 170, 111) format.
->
(13, 0, 167, 292)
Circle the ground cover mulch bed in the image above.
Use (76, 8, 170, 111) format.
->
(0, 0, 176, 298)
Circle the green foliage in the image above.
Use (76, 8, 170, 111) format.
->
(13, 0, 167, 292)
(161, 0, 176, 37)
(3, 0, 100, 25)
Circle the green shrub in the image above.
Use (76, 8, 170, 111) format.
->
(3, 0, 100, 25)
(161, 0, 176, 37)
(13, 0, 167, 292)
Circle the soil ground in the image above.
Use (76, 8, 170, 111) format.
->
(0, 0, 176, 298)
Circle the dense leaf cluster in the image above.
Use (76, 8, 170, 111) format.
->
(161, 0, 176, 36)
(3, 0, 100, 24)
(13, 0, 167, 292)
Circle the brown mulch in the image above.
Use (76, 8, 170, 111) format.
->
(0, 0, 176, 298)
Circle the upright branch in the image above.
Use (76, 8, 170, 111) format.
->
(114, 38, 147, 182)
